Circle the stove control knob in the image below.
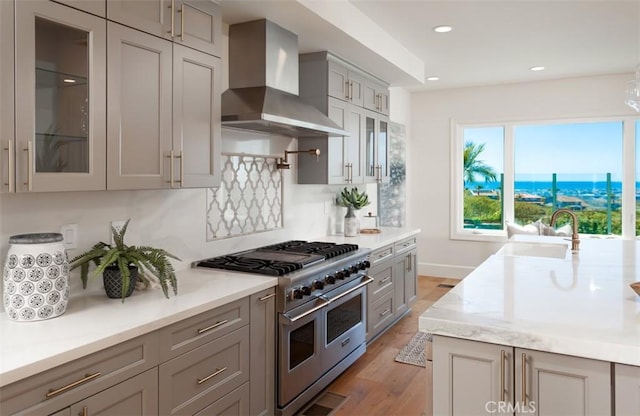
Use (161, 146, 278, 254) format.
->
(313, 280, 325, 290)
(335, 270, 346, 280)
(348, 265, 359, 274)
(291, 288, 304, 300)
(326, 274, 336, 284)
(342, 269, 351, 278)
(301, 286, 312, 296)
(361, 260, 371, 269)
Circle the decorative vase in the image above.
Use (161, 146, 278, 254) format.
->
(344, 206, 358, 237)
(3, 233, 69, 322)
(102, 265, 138, 299)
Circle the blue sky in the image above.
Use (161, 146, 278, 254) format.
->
(464, 121, 625, 182)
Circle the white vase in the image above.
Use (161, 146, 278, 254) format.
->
(344, 206, 358, 237)
(3, 233, 69, 322)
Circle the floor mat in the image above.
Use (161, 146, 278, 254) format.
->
(394, 332, 433, 367)
(296, 391, 350, 416)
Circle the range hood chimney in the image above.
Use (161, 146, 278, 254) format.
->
(222, 19, 348, 138)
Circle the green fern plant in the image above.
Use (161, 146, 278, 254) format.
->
(69, 219, 180, 301)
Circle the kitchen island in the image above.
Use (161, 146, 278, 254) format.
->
(419, 237, 640, 415)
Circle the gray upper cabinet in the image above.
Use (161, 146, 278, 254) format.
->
(0, 0, 14, 193)
(327, 61, 364, 107)
(14, 0, 107, 192)
(363, 110, 389, 184)
(52, 0, 106, 17)
(107, 23, 221, 190)
(107, 0, 222, 57)
(363, 79, 389, 116)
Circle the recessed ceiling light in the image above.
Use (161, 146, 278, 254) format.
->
(62, 78, 76, 83)
(426, 76, 440, 81)
(530, 66, 545, 71)
(433, 25, 453, 33)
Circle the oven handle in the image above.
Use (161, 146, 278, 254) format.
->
(322, 275, 374, 304)
(281, 297, 330, 324)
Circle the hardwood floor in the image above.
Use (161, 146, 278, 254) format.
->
(326, 275, 458, 416)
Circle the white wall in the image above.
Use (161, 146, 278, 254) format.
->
(411, 73, 637, 278)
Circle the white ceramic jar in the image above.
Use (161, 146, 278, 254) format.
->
(3, 233, 69, 321)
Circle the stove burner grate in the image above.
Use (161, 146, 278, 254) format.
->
(196, 256, 302, 276)
(259, 240, 359, 259)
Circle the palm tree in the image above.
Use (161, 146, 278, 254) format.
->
(463, 141, 497, 187)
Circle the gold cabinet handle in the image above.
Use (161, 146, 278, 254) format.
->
(46, 372, 101, 398)
(3, 139, 13, 192)
(23, 142, 32, 191)
(259, 292, 276, 302)
(500, 350, 506, 402)
(166, 151, 175, 187)
(380, 276, 391, 284)
(177, 1, 184, 41)
(176, 151, 183, 186)
(344, 81, 350, 99)
(349, 81, 354, 101)
(407, 253, 413, 272)
(380, 308, 391, 317)
(521, 352, 528, 406)
(168, 0, 175, 36)
(197, 319, 228, 334)
(197, 367, 227, 384)
(82, 406, 88, 416)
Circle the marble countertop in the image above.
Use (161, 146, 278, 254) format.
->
(419, 237, 640, 366)
(0, 227, 420, 387)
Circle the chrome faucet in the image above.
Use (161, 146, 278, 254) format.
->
(550, 209, 580, 251)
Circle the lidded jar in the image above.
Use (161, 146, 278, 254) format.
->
(3, 233, 69, 321)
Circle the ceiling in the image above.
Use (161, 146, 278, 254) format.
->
(219, 0, 640, 91)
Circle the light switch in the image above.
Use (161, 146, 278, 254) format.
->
(60, 224, 78, 250)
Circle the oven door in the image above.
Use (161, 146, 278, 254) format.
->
(278, 297, 325, 407)
(322, 275, 371, 372)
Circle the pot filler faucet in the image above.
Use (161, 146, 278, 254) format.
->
(550, 209, 580, 252)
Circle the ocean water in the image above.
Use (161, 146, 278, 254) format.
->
(469, 181, 623, 194)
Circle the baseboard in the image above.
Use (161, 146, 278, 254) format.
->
(418, 262, 473, 279)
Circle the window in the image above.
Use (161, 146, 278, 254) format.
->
(452, 117, 638, 241)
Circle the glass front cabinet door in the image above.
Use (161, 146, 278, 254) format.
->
(364, 111, 390, 184)
(14, 1, 106, 192)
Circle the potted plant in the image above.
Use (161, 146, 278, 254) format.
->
(69, 220, 180, 301)
(337, 187, 370, 236)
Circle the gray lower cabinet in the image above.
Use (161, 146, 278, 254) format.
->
(433, 335, 612, 416)
(366, 236, 418, 343)
(0, 289, 275, 416)
(614, 363, 640, 415)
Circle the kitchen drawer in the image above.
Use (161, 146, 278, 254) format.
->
(367, 258, 393, 303)
(194, 382, 250, 416)
(159, 325, 250, 415)
(367, 291, 394, 341)
(159, 296, 249, 361)
(370, 244, 394, 266)
(0, 332, 159, 415)
(395, 236, 417, 255)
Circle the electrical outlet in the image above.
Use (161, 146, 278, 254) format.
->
(60, 224, 78, 250)
(110, 220, 126, 243)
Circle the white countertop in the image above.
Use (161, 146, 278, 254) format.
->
(419, 237, 640, 366)
(0, 227, 420, 388)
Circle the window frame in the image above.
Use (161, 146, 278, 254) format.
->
(451, 116, 638, 242)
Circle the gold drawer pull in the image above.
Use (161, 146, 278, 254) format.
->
(259, 293, 276, 302)
(46, 372, 101, 398)
(380, 276, 391, 284)
(197, 319, 228, 334)
(197, 367, 227, 384)
(380, 308, 391, 317)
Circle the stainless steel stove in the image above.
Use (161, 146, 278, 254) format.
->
(196, 240, 373, 416)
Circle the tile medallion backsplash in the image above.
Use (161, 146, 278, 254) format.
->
(207, 153, 283, 240)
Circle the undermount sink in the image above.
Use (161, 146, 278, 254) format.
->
(499, 241, 569, 259)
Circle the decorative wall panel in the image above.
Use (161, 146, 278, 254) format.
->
(379, 122, 406, 227)
(206, 153, 282, 240)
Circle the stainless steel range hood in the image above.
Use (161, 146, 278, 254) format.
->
(222, 19, 348, 138)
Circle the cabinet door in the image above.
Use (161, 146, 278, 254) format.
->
(173, 45, 221, 188)
(107, 0, 172, 41)
(433, 336, 513, 416)
(515, 348, 611, 416)
(615, 363, 640, 415)
(363, 112, 376, 183)
(0, 0, 14, 193)
(405, 248, 417, 308)
(366, 259, 394, 342)
(69, 368, 159, 416)
(347, 71, 365, 107)
(52, 0, 106, 17)
(178, 0, 222, 57)
(327, 61, 349, 101)
(326, 97, 349, 184)
(363, 81, 377, 112)
(15, 0, 107, 192)
(250, 289, 276, 416)
(346, 105, 365, 184)
(377, 116, 390, 183)
(393, 254, 408, 317)
(107, 22, 173, 190)
(378, 88, 390, 115)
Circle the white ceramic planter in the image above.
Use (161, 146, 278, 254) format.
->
(3, 233, 69, 322)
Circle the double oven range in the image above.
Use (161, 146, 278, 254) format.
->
(197, 240, 372, 416)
